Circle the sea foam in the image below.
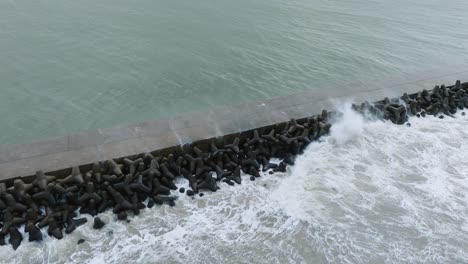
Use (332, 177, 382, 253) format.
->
(2, 106, 468, 264)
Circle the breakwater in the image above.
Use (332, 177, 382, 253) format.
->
(0, 80, 467, 250)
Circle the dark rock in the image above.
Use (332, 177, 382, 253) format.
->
(262, 163, 278, 172)
(249, 166, 261, 178)
(230, 167, 242, 184)
(107, 160, 124, 177)
(142, 159, 161, 178)
(65, 220, 76, 234)
(12, 179, 32, 196)
(0, 79, 466, 250)
(197, 174, 218, 192)
(152, 178, 171, 195)
(26, 223, 43, 242)
(77, 239, 85, 245)
(4, 193, 28, 212)
(275, 162, 287, 172)
(284, 154, 295, 166)
(181, 168, 198, 193)
(117, 211, 127, 221)
(58, 166, 84, 185)
(160, 164, 175, 180)
(225, 137, 240, 153)
(214, 165, 231, 181)
(147, 198, 155, 208)
(261, 129, 279, 143)
(222, 179, 235, 186)
(34, 171, 55, 190)
(153, 195, 177, 205)
(74, 217, 88, 227)
(106, 185, 133, 211)
(161, 177, 178, 190)
(93, 217, 105, 229)
(9, 227, 23, 250)
(248, 130, 264, 145)
(129, 175, 151, 194)
(210, 141, 223, 156)
(48, 220, 63, 240)
(32, 191, 56, 206)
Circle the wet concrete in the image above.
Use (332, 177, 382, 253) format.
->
(1, 69, 467, 181)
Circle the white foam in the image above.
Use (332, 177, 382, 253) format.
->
(329, 101, 365, 145)
(274, 110, 468, 263)
(2, 107, 468, 264)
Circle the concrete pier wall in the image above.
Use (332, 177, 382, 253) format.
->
(1, 69, 468, 182)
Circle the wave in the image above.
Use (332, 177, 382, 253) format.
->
(1, 105, 468, 264)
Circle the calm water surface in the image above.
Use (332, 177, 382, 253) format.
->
(1, 0, 468, 144)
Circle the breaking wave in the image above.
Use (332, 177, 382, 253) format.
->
(2, 106, 468, 264)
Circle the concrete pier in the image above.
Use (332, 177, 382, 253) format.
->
(1, 68, 468, 181)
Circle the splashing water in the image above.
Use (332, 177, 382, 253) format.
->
(1, 107, 468, 264)
(329, 102, 365, 145)
(169, 121, 187, 149)
(275, 109, 468, 263)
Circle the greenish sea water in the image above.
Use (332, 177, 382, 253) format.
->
(1, 2, 468, 263)
(1, 0, 468, 144)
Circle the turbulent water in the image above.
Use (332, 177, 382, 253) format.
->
(1, 0, 468, 144)
(1, 107, 467, 263)
(2, 0, 468, 263)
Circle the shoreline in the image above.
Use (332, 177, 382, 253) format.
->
(0, 76, 467, 249)
(1, 69, 468, 181)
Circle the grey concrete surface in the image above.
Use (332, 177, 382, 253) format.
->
(1, 69, 468, 180)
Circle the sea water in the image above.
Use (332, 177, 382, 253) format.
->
(1, 106, 467, 263)
(1, 0, 468, 144)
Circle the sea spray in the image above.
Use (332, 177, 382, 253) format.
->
(1, 81, 465, 251)
(274, 110, 468, 263)
(329, 101, 365, 145)
(1, 107, 468, 263)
